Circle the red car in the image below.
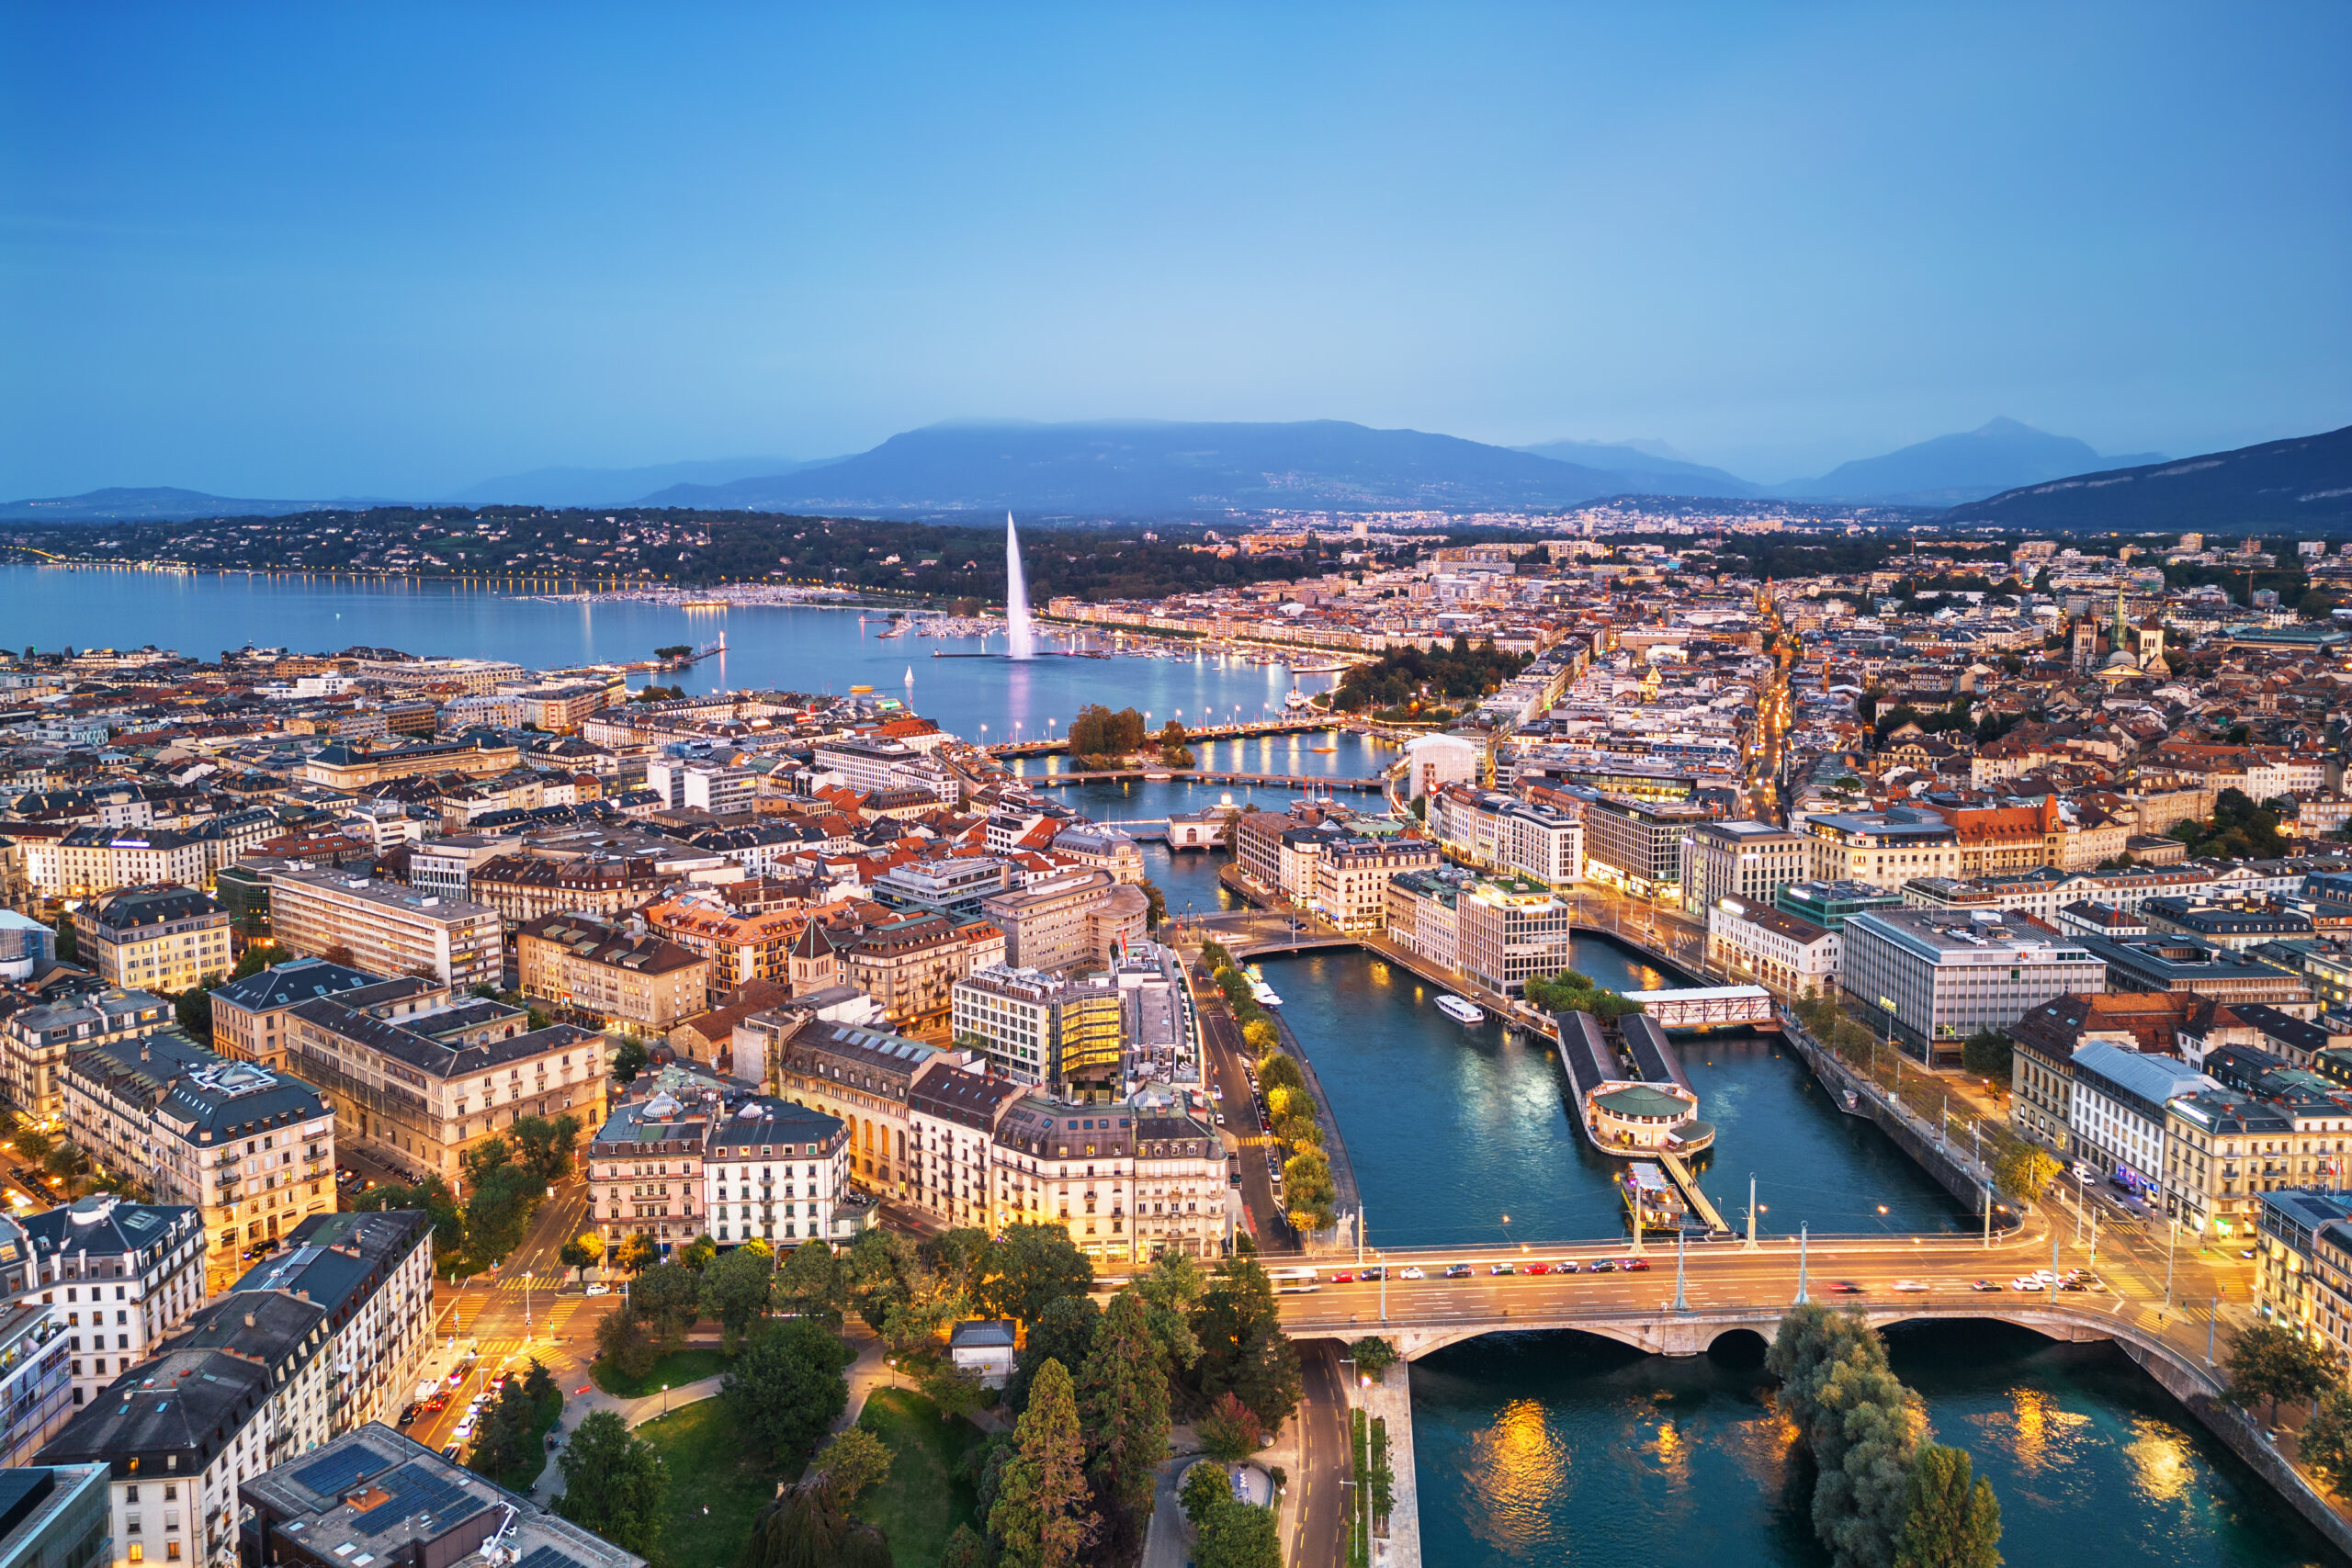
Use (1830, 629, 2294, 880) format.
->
(1524, 1262, 1552, 1275)
(1329, 1271, 1354, 1284)
(1620, 1258, 1652, 1272)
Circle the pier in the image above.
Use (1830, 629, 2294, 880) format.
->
(986, 712, 1341, 757)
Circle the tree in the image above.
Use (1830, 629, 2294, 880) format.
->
(1189, 1258, 1301, 1434)
(1240, 1019, 1279, 1055)
(1894, 1443, 2002, 1568)
(1008, 1294, 1101, 1416)
(559, 1232, 605, 1283)
(1349, 1335, 1398, 1384)
(723, 1318, 854, 1464)
(1993, 1146, 2059, 1202)
(510, 1113, 582, 1182)
(595, 1304, 658, 1380)
(989, 1359, 1098, 1568)
(2301, 1386, 2352, 1494)
(1768, 1303, 1922, 1568)
(1198, 1392, 1264, 1461)
(630, 1261, 703, 1346)
(1194, 1496, 1280, 1568)
(614, 1232, 659, 1273)
(354, 1176, 466, 1262)
(1133, 1248, 1205, 1380)
(1080, 1291, 1171, 1529)
(677, 1233, 718, 1272)
(552, 1411, 668, 1558)
(701, 1244, 775, 1348)
(174, 986, 214, 1044)
(938, 1524, 989, 1568)
(921, 1363, 987, 1419)
(981, 1224, 1096, 1325)
(231, 945, 273, 980)
(1180, 1461, 1231, 1527)
(814, 1425, 893, 1505)
(1959, 1030, 2010, 1078)
(776, 1239, 846, 1325)
(2225, 1322, 2342, 1423)
(612, 1036, 650, 1085)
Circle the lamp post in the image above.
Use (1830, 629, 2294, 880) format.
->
(1795, 1224, 1808, 1305)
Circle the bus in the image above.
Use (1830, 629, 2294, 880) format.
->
(1267, 1266, 1320, 1294)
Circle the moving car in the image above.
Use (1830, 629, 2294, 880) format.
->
(1890, 1280, 1929, 1293)
(1523, 1262, 1552, 1275)
(585, 1283, 611, 1297)
(1443, 1263, 1473, 1279)
(1553, 1260, 1580, 1274)
(1359, 1267, 1385, 1280)
(1329, 1271, 1354, 1284)
(1621, 1258, 1651, 1272)
(1826, 1280, 1864, 1294)
(1972, 1280, 2003, 1292)
(1489, 1262, 1514, 1276)
(1398, 1266, 1426, 1280)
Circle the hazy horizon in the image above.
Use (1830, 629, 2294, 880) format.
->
(4, 6, 2347, 500)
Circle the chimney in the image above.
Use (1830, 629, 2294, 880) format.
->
(243, 1313, 254, 1328)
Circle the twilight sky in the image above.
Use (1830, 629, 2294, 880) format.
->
(3, 3, 2347, 499)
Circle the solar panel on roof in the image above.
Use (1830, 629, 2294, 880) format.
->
(356, 1468, 484, 1538)
(515, 1545, 593, 1568)
(294, 1448, 383, 1496)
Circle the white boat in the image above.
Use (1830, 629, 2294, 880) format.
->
(1434, 995, 1484, 1025)
(1283, 687, 1313, 710)
(1244, 964, 1283, 1008)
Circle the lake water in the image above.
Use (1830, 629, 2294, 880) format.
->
(1412, 1322, 2347, 1568)
(0, 565, 1339, 740)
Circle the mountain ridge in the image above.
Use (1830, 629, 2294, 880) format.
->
(1941, 423, 2352, 529)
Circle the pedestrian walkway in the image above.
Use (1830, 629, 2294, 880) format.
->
(540, 1372, 729, 1502)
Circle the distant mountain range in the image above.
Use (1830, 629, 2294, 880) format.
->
(441, 456, 836, 508)
(1511, 439, 1767, 498)
(1768, 417, 2163, 507)
(11, 416, 2345, 527)
(1944, 423, 2352, 530)
(639, 419, 1631, 514)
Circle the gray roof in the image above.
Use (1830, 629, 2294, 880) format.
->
(19, 1196, 199, 1269)
(69, 1030, 328, 1139)
(209, 956, 386, 1015)
(707, 1096, 844, 1156)
(227, 1211, 431, 1325)
(2071, 1040, 2213, 1109)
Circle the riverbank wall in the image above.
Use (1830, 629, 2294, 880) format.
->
(1359, 1366, 1422, 1568)
(1268, 1002, 1366, 1256)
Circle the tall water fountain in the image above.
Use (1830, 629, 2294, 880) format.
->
(1004, 510, 1035, 659)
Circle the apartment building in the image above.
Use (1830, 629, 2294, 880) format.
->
(1133, 1111, 1227, 1259)
(266, 870, 499, 990)
(62, 1033, 334, 1292)
(646, 757, 754, 815)
(2007, 991, 2201, 1158)
(1580, 794, 1714, 902)
(907, 1066, 1027, 1231)
(1706, 898, 1838, 999)
(17, 1196, 205, 1410)
(2255, 1188, 2352, 1359)
(239, 1427, 646, 1568)
(843, 914, 1007, 1029)
(52, 829, 209, 903)
(0, 989, 173, 1128)
(403, 833, 516, 904)
(224, 1209, 433, 1437)
(35, 1291, 334, 1568)
(587, 1087, 712, 1258)
(300, 736, 520, 790)
(1681, 820, 1808, 919)
(1385, 868, 1465, 974)
(468, 855, 670, 929)
(759, 1015, 944, 1198)
(1802, 809, 1961, 891)
(206, 959, 411, 1073)
(73, 887, 231, 996)
(2068, 1042, 2213, 1198)
(1838, 908, 2107, 1064)
(280, 997, 605, 1193)
(1427, 786, 1583, 888)
(1312, 838, 1440, 933)
(989, 1100, 1136, 1264)
(515, 914, 709, 1032)
(2072, 933, 2316, 1010)
(949, 966, 1123, 1091)
(705, 1096, 852, 1248)
(2168, 1090, 2301, 1241)
(979, 870, 1148, 974)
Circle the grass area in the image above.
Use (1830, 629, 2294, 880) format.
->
(855, 1387, 989, 1568)
(470, 1393, 564, 1495)
(633, 1399, 779, 1568)
(589, 1347, 731, 1399)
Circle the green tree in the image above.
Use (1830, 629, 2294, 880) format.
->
(1189, 1258, 1301, 1434)
(814, 1425, 893, 1505)
(1195, 1496, 1280, 1568)
(2300, 1385, 2352, 1494)
(174, 986, 214, 1045)
(1893, 1443, 2002, 1568)
(595, 1304, 658, 1380)
(1767, 1303, 1921, 1568)
(1180, 1461, 1231, 1527)
(2225, 1322, 2342, 1423)
(354, 1176, 466, 1262)
(776, 1239, 846, 1325)
(981, 1223, 1095, 1324)
(1959, 1030, 2011, 1078)
(1133, 1248, 1205, 1379)
(1348, 1335, 1398, 1384)
(231, 945, 273, 980)
(510, 1112, 583, 1182)
(938, 1523, 989, 1568)
(614, 1232, 659, 1273)
(1993, 1146, 2059, 1202)
(612, 1035, 650, 1084)
(552, 1411, 669, 1558)
(723, 1318, 854, 1465)
(989, 1359, 1098, 1568)
(630, 1260, 703, 1345)
(1240, 1018, 1279, 1055)
(701, 1244, 775, 1349)
(1080, 1291, 1171, 1529)
(1008, 1294, 1101, 1417)
(677, 1233, 718, 1272)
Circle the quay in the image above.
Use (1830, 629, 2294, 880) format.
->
(986, 713, 1344, 756)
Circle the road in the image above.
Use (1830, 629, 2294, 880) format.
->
(1182, 947, 1302, 1253)
(1287, 1343, 1348, 1568)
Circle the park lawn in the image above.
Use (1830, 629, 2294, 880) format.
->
(633, 1399, 776, 1568)
(855, 1388, 988, 1567)
(589, 1347, 731, 1399)
(470, 1393, 563, 1495)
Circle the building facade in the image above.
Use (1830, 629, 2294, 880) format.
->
(265, 871, 499, 990)
(73, 889, 230, 997)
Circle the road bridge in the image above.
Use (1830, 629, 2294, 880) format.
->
(1016, 768, 1387, 792)
(984, 713, 1343, 757)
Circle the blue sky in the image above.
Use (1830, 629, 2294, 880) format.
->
(3, 3, 2347, 498)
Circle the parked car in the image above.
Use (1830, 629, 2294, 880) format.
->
(1553, 1260, 1580, 1274)
(585, 1283, 611, 1297)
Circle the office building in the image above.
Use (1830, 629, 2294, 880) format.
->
(0, 1462, 108, 1568)
(978, 870, 1148, 975)
(266, 871, 499, 990)
(949, 967, 1123, 1092)
(2067, 1042, 2213, 1199)
(1801, 809, 1961, 891)
(1706, 898, 1838, 999)
(1581, 795, 1714, 902)
(1681, 820, 1808, 919)
(758, 1016, 943, 1199)
(206, 961, 402, 1075)
(1453, 875, 1575, 995)
(514, 915, 708, 1033)
(1838, 908, 2107, 1064)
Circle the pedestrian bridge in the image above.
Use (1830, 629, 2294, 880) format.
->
(1627, 984, 1776, 1028)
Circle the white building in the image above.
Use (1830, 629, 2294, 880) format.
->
(702, 1095, 853, 1248)
(1838, 907, 2108, 1066)
(17, 1196, 207, 1411)
(1707, 897, 1839, 999)
(2069, 1042, 2216, 1200)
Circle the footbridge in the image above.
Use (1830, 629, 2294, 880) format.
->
(1628, 984, 1776, 1029)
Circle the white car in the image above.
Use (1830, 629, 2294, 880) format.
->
(453, 1416, 476, 1440)
(585, 1283, 612, 1297)
(1397, 1266, 1426, 1280)
(1889, 1280, 1929, 1293)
